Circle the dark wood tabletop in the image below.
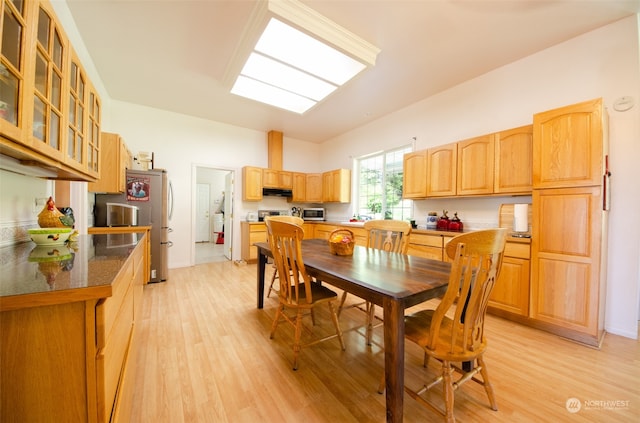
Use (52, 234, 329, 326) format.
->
(254, 238, 451, 423)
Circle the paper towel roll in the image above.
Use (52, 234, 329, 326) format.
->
(513, 204, 529, 232)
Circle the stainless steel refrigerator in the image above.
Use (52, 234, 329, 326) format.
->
(94, 169, 173, 282)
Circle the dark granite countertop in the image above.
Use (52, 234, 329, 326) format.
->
(0, 233, 144, 311)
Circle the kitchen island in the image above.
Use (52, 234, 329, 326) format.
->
(0, 232, 148, 422)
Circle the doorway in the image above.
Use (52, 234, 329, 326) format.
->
(193, 166, 233, 264)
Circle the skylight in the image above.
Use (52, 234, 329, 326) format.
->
(227, 0, 380, 114)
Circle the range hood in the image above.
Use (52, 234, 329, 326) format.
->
(263, 187, 292, 197)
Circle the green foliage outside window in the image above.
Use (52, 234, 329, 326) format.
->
(356, 146, 412, 221)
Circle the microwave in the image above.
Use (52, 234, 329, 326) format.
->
(302, 208, 325, 221)
(106, 203, 139, 227)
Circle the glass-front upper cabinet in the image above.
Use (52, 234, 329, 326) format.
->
(66, 48, 100, 178)
(0, 0, 27, 141)
(33, 3, 65, 160)
(87, 89, 100, 175)
(0, 0, 100, 181)
(66, 53, 84, 169)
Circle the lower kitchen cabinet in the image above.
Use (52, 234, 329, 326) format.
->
(0, 233, 147, 422)
(408, 232, 455, 262)
(241, 222, 267, 263)
(407, 233, 446, 260)
(488, 240, 531, 316)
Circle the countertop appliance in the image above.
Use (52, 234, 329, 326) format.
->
(302, 207, 325, 221)
(105, 202, 139, 227)
(94, 169, 173, 283)
(257, 210, 289, 222)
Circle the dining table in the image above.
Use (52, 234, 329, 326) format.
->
(254, 238, 451, 423)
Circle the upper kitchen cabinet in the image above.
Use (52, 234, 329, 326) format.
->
(533, 98, 604, 189)
(88, 133, 131, 193)
(457, 134, 494, 195)
(402, 150, 428, 199)
(242, 166, 263, 201)
(291, 172, 306, 202)
(64, 49, 100, 179)
(322, 168, 351, 203)
(262, 168, 292, 189)
(292, 172, 322, 203)
(0, 0, 101, 181)
(426, 143, 457, 197)
(494, 125, 533, 194)
(0, 0, 29, 143)
(305, 173, 322, 203)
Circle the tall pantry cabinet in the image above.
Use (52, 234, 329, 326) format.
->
(531, 98, 609, 347)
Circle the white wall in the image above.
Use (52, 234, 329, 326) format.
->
(0, 170, 53, 247)
(319, 15, 640, 339)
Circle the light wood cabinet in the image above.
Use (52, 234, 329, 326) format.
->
(262, 168, 292, 189)
(531, 98, 607, 347)
(406, 232, 455, 262)
(291, 172, 306, 202)
(533, 98, 604, 189)
(313, 223, 339, 241)
(457, 134, 494, 195)
(0, 0, 101, 181)
(292, 172, 323, 203)
(489, 240, 531, 316)
(426, 143, 457, 197)
(407, 232, 445, 261)
(494, 125, 533, 194)
(531, 186, 605, 346)
(0, 233, 147, 422)
(241, 222, 267, 263)
(403, 125, 532, 199)
(305, 173, 323, 203)
(402, 150, 428, 199)
(322, 168, 351, 203)
(88, 132, 131, 193)
(242, 166, 263, 201)
(63, 48, 100, 180)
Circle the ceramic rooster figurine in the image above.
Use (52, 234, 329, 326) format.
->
(38, 197, 75, 228)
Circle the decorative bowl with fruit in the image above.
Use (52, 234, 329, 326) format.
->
(329, 229, 355, 256)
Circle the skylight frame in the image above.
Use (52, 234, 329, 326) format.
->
(225, 0, 380, 114)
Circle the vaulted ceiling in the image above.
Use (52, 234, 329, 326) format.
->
(65, 0, 640, 143)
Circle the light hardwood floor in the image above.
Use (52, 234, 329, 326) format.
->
(129, 261, 639, 422)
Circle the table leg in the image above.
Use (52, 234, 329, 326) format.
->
(257, 250, 266, 309)
(383, 298, 404, 423)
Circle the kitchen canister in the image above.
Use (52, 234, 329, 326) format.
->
(426, 212, 438, 229)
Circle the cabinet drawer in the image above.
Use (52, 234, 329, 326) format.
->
(249, 231, 267, 244)
(409, 233, 443, 248)
(96, 283, 134, 422)
(504, 242, 530, 259)
(407, 245, 443, 261)
(96, 259, 134, 349)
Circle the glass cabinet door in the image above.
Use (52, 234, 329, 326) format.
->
(0, 0, 26, 139)
(67, 55, 84, 169)
(87, 89, 100, 174)
(32, 4, 64, 159)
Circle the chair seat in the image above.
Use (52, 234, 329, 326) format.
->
(287, 282, 338, 306)
(405, 309, 488, 363)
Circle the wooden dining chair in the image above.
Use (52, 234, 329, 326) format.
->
(338, 219, 412, 345)
(265, 216, 304, 298)
(391, 228, 507, 423)
(265, 218, 346, 370)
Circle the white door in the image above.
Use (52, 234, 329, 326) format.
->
(196, 183, 210, 242)
(223, 172, 233, 260)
